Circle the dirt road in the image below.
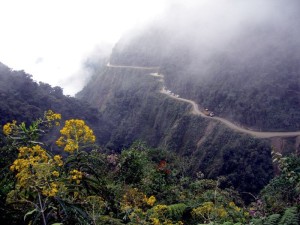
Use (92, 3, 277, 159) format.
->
(107, 63, 300, 138)
(161, 88, 300, 138)
(107, 63, 159, 70)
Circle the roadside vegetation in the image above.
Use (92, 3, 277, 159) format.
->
(1, 111, 299, 224)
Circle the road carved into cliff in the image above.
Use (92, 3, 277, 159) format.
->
(107, 63, 159, 70)
(107, 63, 300, 138)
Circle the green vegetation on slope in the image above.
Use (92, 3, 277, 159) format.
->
(0, 62, 102, 148)
(0, 113, 299, 224)
(78, 66, 274, 199)
(108, 1, 300, 131)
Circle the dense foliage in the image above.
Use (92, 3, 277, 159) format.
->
(78, 66, 274, 200)
(0, 61, 275, 201)
(0, 62, 102, 148)
(0, 112, 299, 224)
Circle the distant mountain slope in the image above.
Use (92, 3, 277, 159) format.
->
(76, 0, 300, 197)
(108, 0, 300, 131)
(0, 62, 101, 148)
(78, 65, 274, 197)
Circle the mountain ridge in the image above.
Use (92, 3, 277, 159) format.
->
(106, 0, 300, 131)
(78, 63, 275, 196)
(102, 63, 300, 138)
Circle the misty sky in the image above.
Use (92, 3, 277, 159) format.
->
(1, 0, 297, 96)
(0, 0, 168, 95)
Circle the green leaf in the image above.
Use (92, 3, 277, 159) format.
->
(24, 208, 37, 221)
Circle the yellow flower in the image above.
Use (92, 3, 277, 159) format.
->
(52, 171, 59, 177)
(42, 182, 59, 197)
(45, 110, 61, 121)
(228, 201, 241, 213)
(56, 119, 95, 153)
(146, 195, 156, 206)
(69, 169, 83, 184)
(234, 206, 241, 212)
(10, 145, 64, 194)
(229, 201, 235, 207)
(3, 120, 17, 136)
(44, 110, 61, 128)
(217, 207, 228, 218)
(151, 218, 160, 225)
(53, 155, 63, 166)
(192, 202, 214, 218)
(153, 204, 168, 215)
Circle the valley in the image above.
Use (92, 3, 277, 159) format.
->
(1, 0, 300, 224)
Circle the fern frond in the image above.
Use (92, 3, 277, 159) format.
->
(250, 218, 263, 225)
(279, 207, 299, 225)
(264, 213, 280, 225)
(167, 203, 187, 220)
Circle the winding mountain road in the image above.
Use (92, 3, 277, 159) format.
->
(107, 62, 159, 70)
(107, 63, 300, 139)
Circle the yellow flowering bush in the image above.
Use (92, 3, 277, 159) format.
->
(3, 110, 61, 149)
(3, 120, 17, 136)
(53, 154, 63, 166)
(151, 217, 160, 225)
(145, 195, 156, 206)
(153, 204, 169, 216)
(3, 111, 102, 224)
(128, 207, 146, 224)
(3, 110, 253, 224)
(42, 182, 59, 197)
(228, 201, 241, 212)
(149, 204, 184, 225)
(192, 201, 229, 223)
(226, 201, 248, 223)
(44, 109, 61, 126)
(56, 119, 96, 153)
(69, 169, 83, 184)
(86, 196, 106, 224)
(120, 188, 158, 223)
(52, 171, 60, 177)
(191, 200, 248, 224)
(9, 145, 64, 197)
(121, 188, 146, 211)
(149, 204, 169, 224)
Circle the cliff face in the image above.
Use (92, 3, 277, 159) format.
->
(78, 66, 274, 196)
(106, 1, 300, 131)
(77, 0, 300, 197)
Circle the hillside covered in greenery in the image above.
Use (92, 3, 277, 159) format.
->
(0, 112, 299, 224)
(0, 60, 276, 199)
(78, 65, 276, 201)
(107, 0, 300, 131)
(1, 1, 300, 223)
(0, 62, 102, 146)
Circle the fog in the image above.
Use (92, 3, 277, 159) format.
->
(1, 0, 299, 95)
(110, 0, 299, 75)
(153, 0, 299, 77)
(161, 0, 299, 55)
(0, 0, 168, 95)
(98, 0, 300, 131)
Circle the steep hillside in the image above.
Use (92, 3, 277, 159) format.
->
(0, 62, 101, 148)
(108, 0, 300, 131)
(76, 0, 300, 199)
(78, 66, 274, 196)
